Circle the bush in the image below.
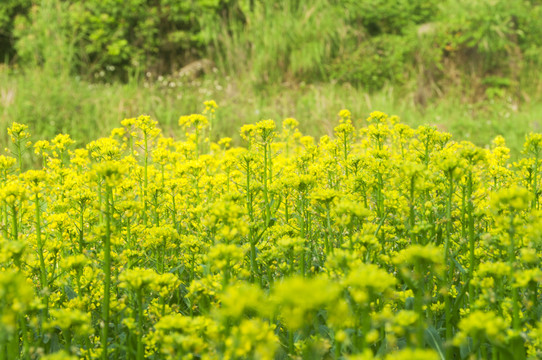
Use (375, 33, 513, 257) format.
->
(327, 34, 411, 91)
(342, 0, 439, 36)
(12, 0, 242, 79)
(0, 0, 31, 62)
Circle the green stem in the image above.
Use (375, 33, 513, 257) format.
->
(344, 136, 349, 177)
(143, 133, 149, 226)
(509, 215, 520, 331)
(195, 127, 199, 158)
(250, 242, 257, 283)
(160, 235, 166, 274)
(126, 218, 132, 249)
(2, 203, 7, 238)
(64, 328, 72, 354)
(171, 193, 178, 233)
(98, 181, 103, 223)
(335, 340, 341, 360)
(444, 174, 454, 359)
(288, 330, 294, 355)
(409, 176, 416, 245)
(262, 141, 272, 228)
(21, 316, 30, 360)
(35, 192, 49, 325)
(7, 325, 18, 360)
(245, 159, 258, 282)
(531, 281, 538, 325)
(325, 206, 332, 253)
(299, 195, 306, 277)
(10, 205, 17, 242)
(533, 152, 539, 210)
(16, 142, 23, 173)
(79, 205, 85, 253)
(0, 327, 6, 360)
(102, 185, 112, 360)
(137, 289, 144, 360)
(467, 171, 476, 306)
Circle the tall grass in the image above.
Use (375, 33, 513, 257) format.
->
(210, 0, 346, 84)
(1, 66, 539, 163)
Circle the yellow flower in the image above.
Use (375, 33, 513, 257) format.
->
(0, 179, 27, 205)
(491, 186, 530, 213)
(179, 114, 209, 130)
(93, 160, 125, 186)
(453, 310, 508, 346)
(41, 351, 78, 360)
(48, 308, 92, 336)
(203, 99, 218, 114)
(120, 267, 159, 291)
(272, 276, 340, 330)
(7, 122, 31, 143)
(224, 319, 277, 360)
(366, 111, 388, 123)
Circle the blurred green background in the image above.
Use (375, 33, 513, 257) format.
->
(1, 0, 542, 156)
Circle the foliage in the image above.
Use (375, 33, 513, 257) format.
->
(327, 34, 410, 91)
(342, 0, 438, 36)
(11, 0, 240, 79)
(0, 0, 31, 61)
(2, 0, 542, 97)
(212, 0, 344, 83)
(2, 65, 540, 163)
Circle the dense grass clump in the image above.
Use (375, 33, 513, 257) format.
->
(1, 104, 542, 359)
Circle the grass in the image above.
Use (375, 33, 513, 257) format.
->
(0, 66, 540, 159)
(2, 0, 542, 162)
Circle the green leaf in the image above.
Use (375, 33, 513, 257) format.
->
(405, 296, 415, 310)
(507, 335, 526, 360)
(459, 340, 473, 360)
(64, 285, 77, 300)
(424, 326, 446, 360)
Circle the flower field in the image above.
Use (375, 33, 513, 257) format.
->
(2, 103, 542, 360)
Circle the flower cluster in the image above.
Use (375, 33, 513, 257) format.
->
(1, 104, 542, 359)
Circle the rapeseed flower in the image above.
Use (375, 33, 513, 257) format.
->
(3, 110, 542, 358)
